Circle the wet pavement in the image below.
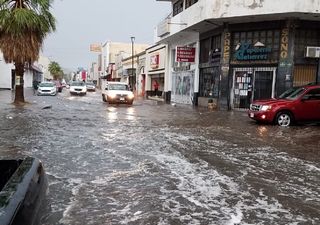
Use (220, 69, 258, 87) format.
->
(0, 88, 319, 225)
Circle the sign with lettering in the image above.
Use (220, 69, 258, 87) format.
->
(235, 43, 272, 61)
(176, 46, 196, 63)
(280, 28, 289, 59)
(223, 32, 231, 63)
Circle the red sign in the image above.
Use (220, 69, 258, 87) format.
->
(176, 46, 196, 62)
(81, 71, 86, 80)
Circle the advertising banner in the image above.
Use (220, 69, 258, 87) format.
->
(175, 46, 196, 63)
(90, 43, 102, 52)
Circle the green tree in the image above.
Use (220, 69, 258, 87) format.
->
(48, 61, 63, 80)
(0, 0, 56, 103)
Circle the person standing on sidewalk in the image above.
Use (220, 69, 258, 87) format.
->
(33, 80, 39, 95)
(153, 80, 159, 96)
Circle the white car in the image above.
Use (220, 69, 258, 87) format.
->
(37, 82, 57, 96)
(69, 81, 87, 95)
(86, 82, 96, 92)
(102, 82, 134, 105)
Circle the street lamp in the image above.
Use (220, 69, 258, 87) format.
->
(130, 36, 135, 91)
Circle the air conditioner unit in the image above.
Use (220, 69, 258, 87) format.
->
(305, 46, 320, 58)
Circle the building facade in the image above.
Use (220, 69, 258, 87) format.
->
(156, 0, 320, 109)
(99, 41, 149, 89)
(145, 44, 168, 100)
(0, 52, 44, 89)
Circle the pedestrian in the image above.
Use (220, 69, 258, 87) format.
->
(33, 80, 39, 95)
(153, 80, 159, 96)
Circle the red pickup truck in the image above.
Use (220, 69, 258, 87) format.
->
(248, 84, 320, 126)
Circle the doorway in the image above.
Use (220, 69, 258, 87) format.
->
(232, 67, 276, 109)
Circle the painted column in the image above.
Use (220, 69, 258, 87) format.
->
(276, 20, 296, 96)
(219, 26, 231, 110)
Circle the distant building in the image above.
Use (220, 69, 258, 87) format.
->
(99, 41, 149, 89)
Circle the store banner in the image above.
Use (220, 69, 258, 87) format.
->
(90, 43, 102, 52)
(175, 46, 196, 63)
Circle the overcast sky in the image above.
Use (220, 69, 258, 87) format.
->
(42, 0, 171, 71)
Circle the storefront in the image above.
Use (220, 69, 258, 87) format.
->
(198, 33, 222, 107)
(199, 20, 320, 110)
(169, 41, 199, 105)
(229, 27, 280, 109)
(145, 44, 167, 98)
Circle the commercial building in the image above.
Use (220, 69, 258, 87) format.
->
(156, 0, 320, 109)
(98, 41, 149, 90)
(0, 52, 46, 89)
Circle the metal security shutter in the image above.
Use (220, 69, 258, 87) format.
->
(293, 65, 317, 87)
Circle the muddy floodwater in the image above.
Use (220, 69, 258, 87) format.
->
(0, 89, 319, 225)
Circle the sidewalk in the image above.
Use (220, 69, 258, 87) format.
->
(0, 88, 34, 104)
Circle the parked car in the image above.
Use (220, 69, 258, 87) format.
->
(69, 81, 87, 95)
(102, 82, 134, 105)
(53, 80, 63, 92)
(86, 82, 96, 92)
(37, 82, 57, 96)
(248, 84, 320, 126)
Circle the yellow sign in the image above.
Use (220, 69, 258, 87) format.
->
(90, 44, 102, 52)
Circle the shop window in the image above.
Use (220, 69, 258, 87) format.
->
(173, 0, 184, 16)
(185, 0, 198, 9)
(199, 67, 220, 97)
(211, 35, 221, 51)
(200, 38, 210, 63)
(200, 35, 221, 64)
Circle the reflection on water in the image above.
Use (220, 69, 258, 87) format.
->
(125, 107, 136, 121)
(257, 126, 268, 138)
(106, 107, 118, 122)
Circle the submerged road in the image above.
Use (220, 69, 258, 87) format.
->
(0, 89, 319, 225)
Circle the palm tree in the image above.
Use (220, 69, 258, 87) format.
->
(48, 61, 63, 80)
(0, 0, 56, 103)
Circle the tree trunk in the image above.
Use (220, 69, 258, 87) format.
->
(14, 63, 25, 103)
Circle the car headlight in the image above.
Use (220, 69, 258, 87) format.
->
(260, 105, 272, 111)
(128, 93, 134, 99)
(108, 93, 117, 99)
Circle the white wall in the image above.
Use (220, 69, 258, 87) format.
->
(157, 0, 320, 40)
(0, 54, 13, 89)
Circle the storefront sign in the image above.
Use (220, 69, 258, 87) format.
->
(150, 54, 160, 69)
(235, 43, 272, 61)
(223, 32, 231, 63)
(280, 28, 289, 59)
(90, 43, 102, 52)
(176, 46, 196, 63)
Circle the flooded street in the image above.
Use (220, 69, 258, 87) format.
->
(0, 89, 319, 225)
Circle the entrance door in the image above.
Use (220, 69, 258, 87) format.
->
(233, 70, 253, 109)
(232, 67, 276, 109)
(253, 71, 274, 100)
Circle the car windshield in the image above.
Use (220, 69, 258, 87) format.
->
(108, 84, 129, 90)
(86, 82, 94, 86)
(280, 87, 305, 100)
(71, 82, 85, 86)
(39, 83, 54, 87)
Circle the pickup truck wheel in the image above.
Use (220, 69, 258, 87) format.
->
(276, 111, 292, 127)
